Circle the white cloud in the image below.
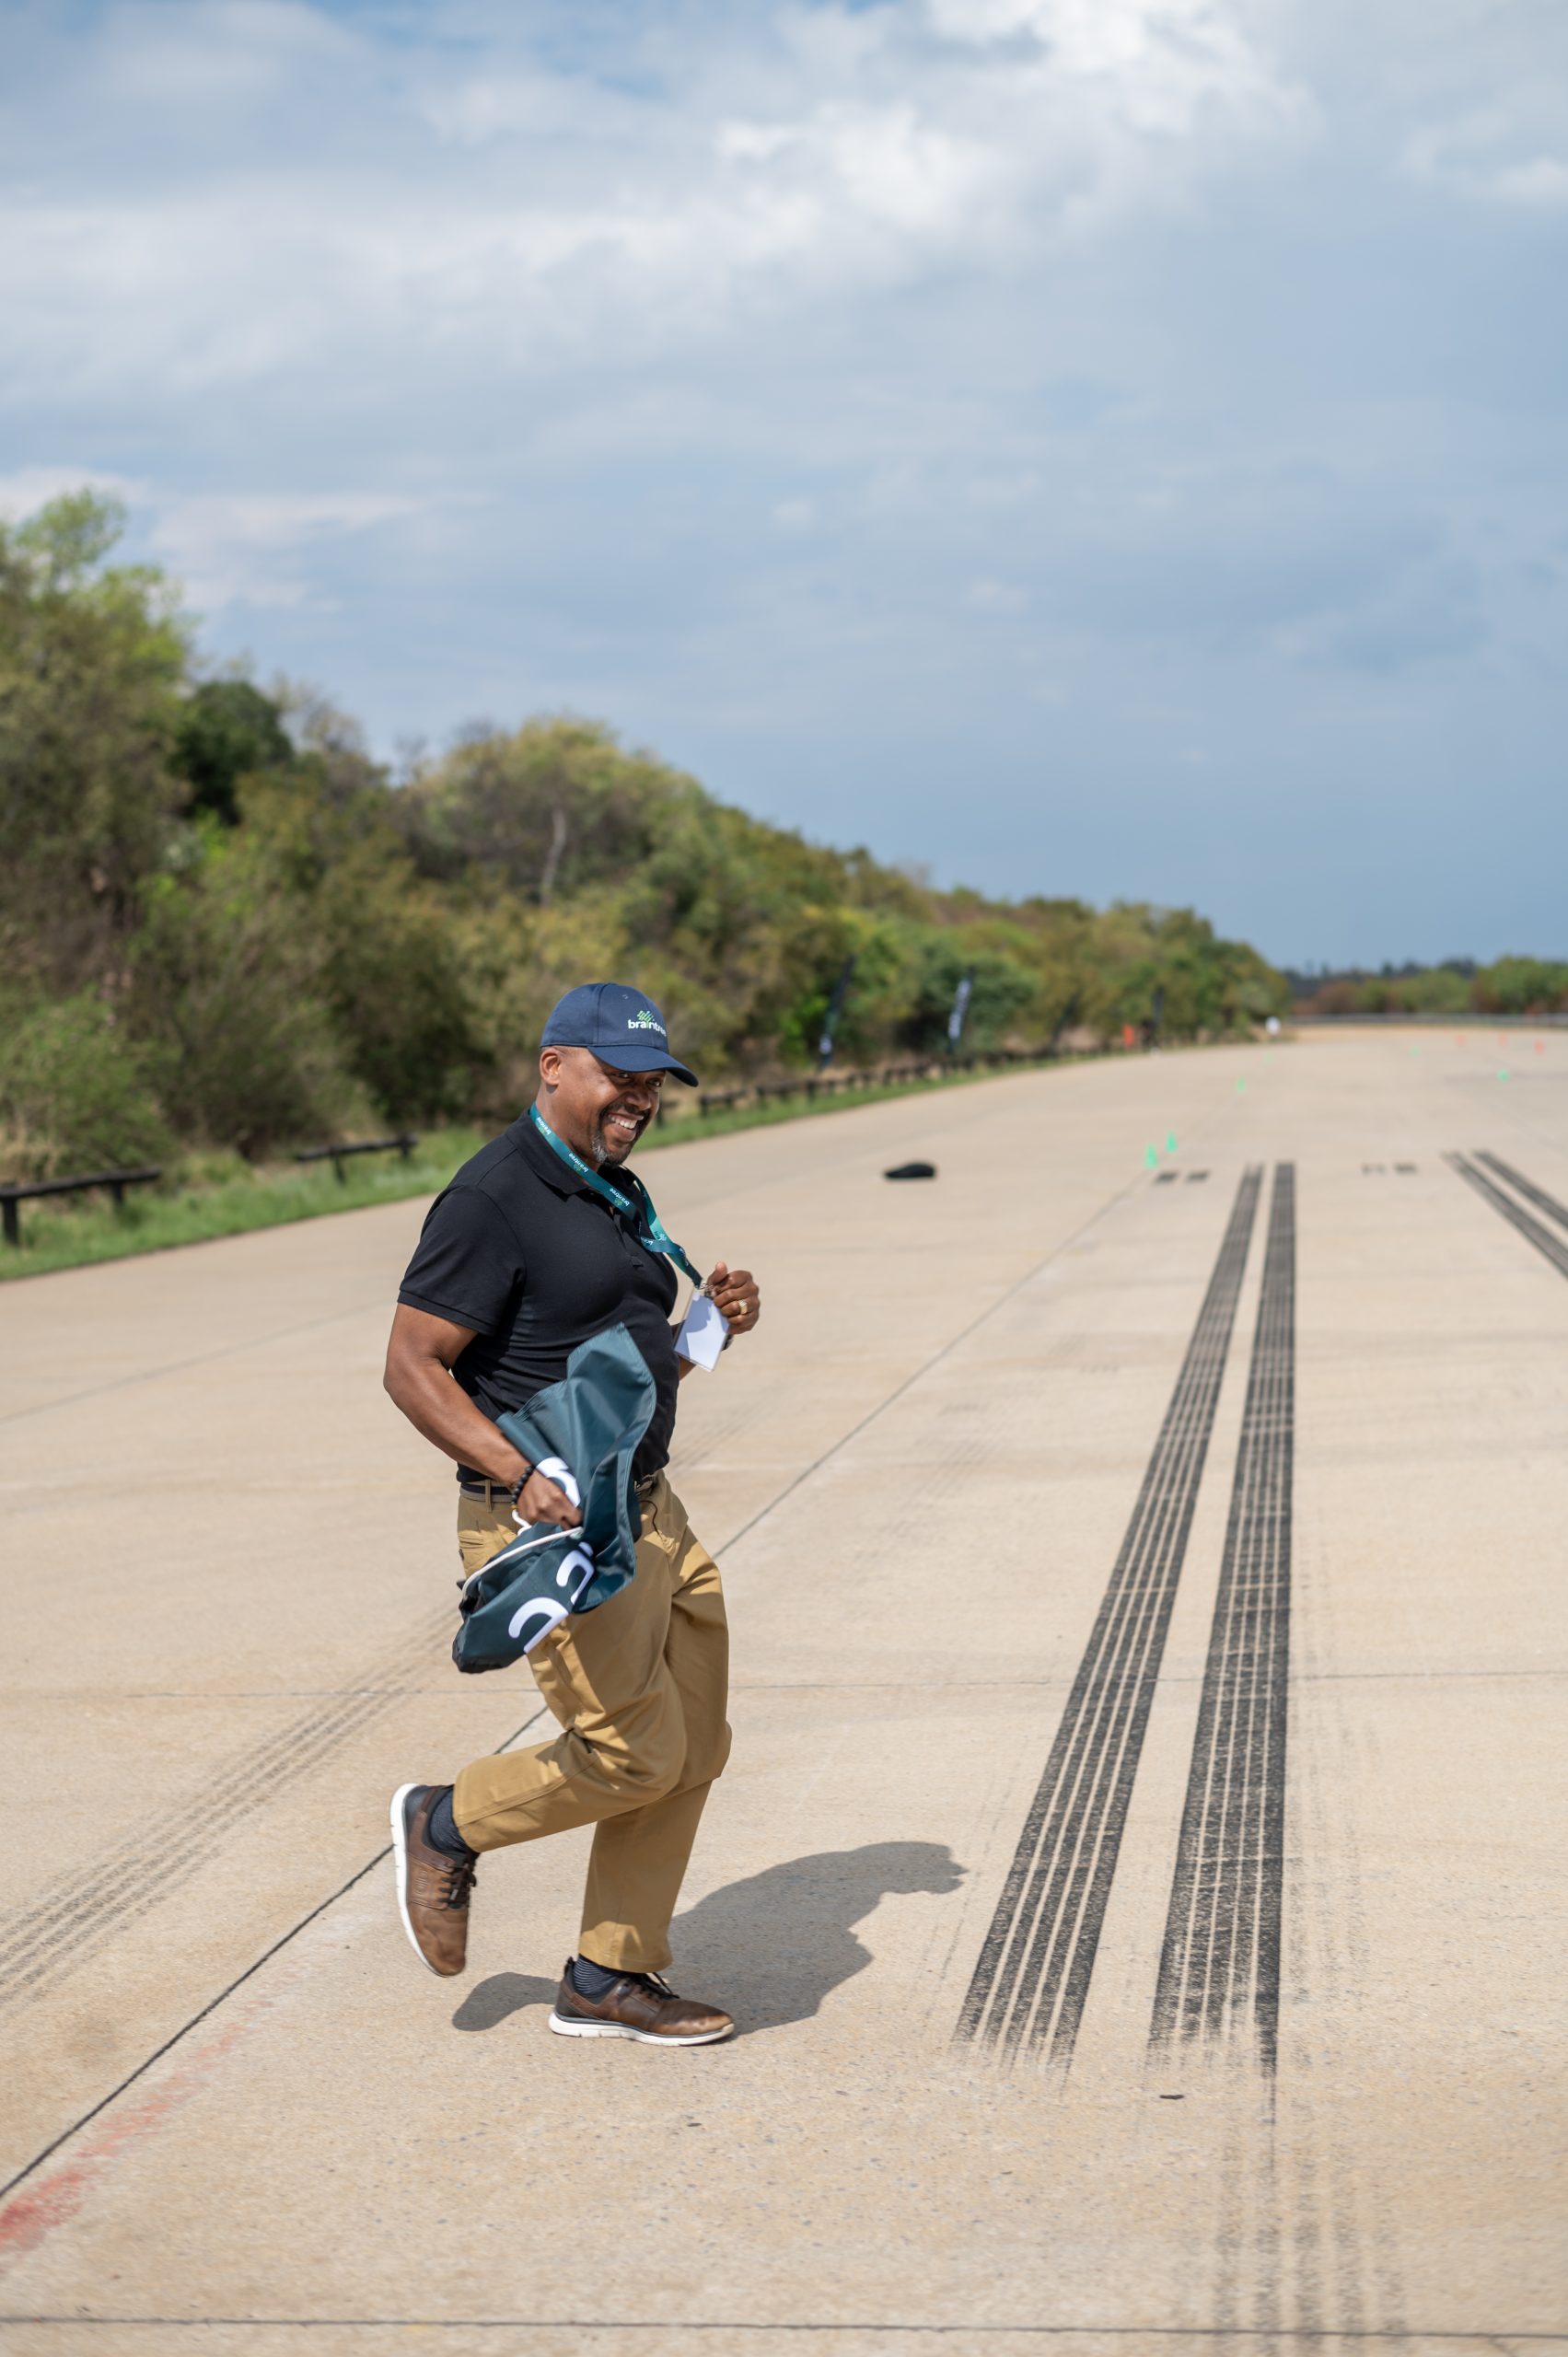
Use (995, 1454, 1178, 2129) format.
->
(928, 0, 1293, 137)
(1490, 156, 1568, 207)
(0, 466, 427, 612)
(0, 0, 1307, 412)
(421, 71, 585, 149)
(1, 0, 1564, 964)
(720, 100, 997, 238)
(967, 578, 1028, 611)
(86, 0, 353, 104)
(0, 465, 139, 520)
(1402, 84, 1568, 209)
(145, 492, 427, 611)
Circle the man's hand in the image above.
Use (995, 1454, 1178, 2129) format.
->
(515, 1468, 583, 1529)
(706, 1260, 761, 1337)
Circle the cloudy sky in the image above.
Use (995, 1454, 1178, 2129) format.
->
(4, 0, 1565, 965)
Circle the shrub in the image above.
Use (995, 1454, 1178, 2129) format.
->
(130, 841, 357, 1157)
(0, 992, 172, 1180)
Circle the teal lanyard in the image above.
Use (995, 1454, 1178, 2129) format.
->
(528, 1107, 704, 1290)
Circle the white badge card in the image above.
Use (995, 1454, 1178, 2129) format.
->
(675, 1290, 728, 1372)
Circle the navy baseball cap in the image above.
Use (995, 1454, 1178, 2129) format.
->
(540, 982, 699, 1086)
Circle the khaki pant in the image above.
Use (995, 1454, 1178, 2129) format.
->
(451, 1473, 731, 1975)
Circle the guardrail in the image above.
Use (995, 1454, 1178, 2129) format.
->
(294, 1134, 418, 1183)
(695, 1047, 1057, 1118)
(0, 1165, 162, 1248)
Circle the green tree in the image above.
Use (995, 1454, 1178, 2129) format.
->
(898, 937, 1037, 1054)
(317, 858, 489, 1125)
(234, 759, 493, 1124)
(0, 492, 188, 988)
(1476, 957, 1568, 1015)
(130, 830, 355, 1157)
(402, 718, 682, 900)
(172, 679, 295, 826)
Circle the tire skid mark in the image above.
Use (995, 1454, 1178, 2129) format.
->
(0, 1608, 456, 2010)
(1150, 1164, 1295, 2072)
(0, 1704, 549, 2215)
(1446, 1154, 1568, 1282)
(957, 1167, 1262, 2064)
(1471, 1151, 1568, 1237)
(0, 1652, 433, 1972)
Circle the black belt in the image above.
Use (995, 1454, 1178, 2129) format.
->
(457, 1477, 513, 1504)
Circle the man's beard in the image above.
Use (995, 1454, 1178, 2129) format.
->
(592, 1109, 644, 1163)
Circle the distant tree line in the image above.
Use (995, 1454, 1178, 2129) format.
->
(1, 493, 1290, 1178)
(1288, 960, 1568, 1018)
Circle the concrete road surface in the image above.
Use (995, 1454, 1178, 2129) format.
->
(1, 1030, 1564, 2357)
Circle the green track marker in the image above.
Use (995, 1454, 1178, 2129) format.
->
(1167, 1132, 1178, 1153)
(1145, 1144, 1159, 1167)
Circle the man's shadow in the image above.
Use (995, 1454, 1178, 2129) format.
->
(451, 1840, 963, 2037)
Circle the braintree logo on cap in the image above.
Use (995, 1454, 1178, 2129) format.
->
(628, 1009, 666, 1034)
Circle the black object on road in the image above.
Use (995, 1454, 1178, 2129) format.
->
(884, 1161, 937, 1181)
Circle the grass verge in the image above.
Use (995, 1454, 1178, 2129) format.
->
(0, 1056, 1095, 1283)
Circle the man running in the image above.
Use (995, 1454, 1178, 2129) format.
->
(383, 982, 761, 2046)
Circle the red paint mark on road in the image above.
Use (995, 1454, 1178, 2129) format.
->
(0, 1983, 283, 2274)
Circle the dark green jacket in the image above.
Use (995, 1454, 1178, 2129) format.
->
(452, 1323, 656, 1675)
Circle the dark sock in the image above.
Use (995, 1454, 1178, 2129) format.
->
(424, 1785, 475, 1862)
(571, 1954, 633, 1998)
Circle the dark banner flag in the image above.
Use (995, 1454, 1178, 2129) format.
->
(819, 956, 856, 1065)
(947, 967, 975, 1051)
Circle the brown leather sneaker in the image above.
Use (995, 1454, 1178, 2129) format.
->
(549, 1959, 734, 2046)
(390, 1783, 476, 1977)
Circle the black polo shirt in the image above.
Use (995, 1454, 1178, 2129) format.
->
(397, 1112, 681, 1483)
